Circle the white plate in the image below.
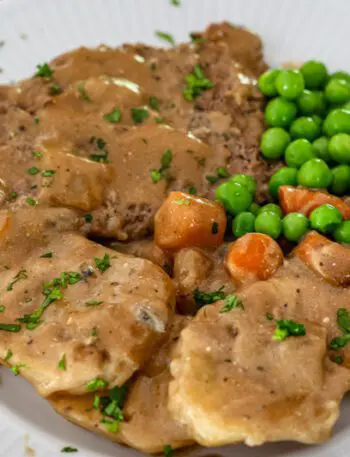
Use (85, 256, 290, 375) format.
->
(1, 0, 350, 456)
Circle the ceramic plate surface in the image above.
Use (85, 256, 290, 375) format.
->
(0, 0, 350, 456)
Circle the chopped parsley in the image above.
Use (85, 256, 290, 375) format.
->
(32, 150, 43, 158)
(35, 62, 53, 78)
(0, 306, 4, 313)
(93, 394, 101, 409)
(150, 148, 173, 183)
(34, 116, 40, 124)
(86, 300, 104, 307)
(188, 185, 197, 195)
(41, 170, 56, 177)
(170, 0, 180, 5)
(91, 327, 98, 337)
(0, 323, 21, 332)
(77, 82, 91, 102)
(27, 166, 40, 175)
(49, 83, 62, 95)
(87, 377, 108, 391)
(97, 384, 128, 433)
(6, 269, 28, 291)
(84, 213, 93, 223)
(183, 64, 214, 101)
(193, 286, 226, 308)
(131, 107, 150, 124)
(163, 445, 174, 457)
(26, 197, 37, 206)
(273, 320, 306, 341)
(219, 294, 243, 313)
(89, 136, 109, 163)
(103, 107, 122, 124)
(154, 116, 165, 124)
(149, 96, 160, 111)
(266, 312, 274, 321)
(211, 221, 219, 234)
(189, 32, 206, 44)
(11, 363, 26, 375)
(329, 309, 350, 350)
(9, 191, 18, 199)
(155, 31, 175, 46)
(206, 167, 230, 185)
(94, 254, 110, 273)
(58, 354, 66, 371)
(40, 252, 53, 258)
(61, 447, 78, 453)
(331, 354, 344, 365)
(4, 349, 13, 361)
(173, 198, 190, 205)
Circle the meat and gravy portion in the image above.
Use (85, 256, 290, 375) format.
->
(0, 19, 349, 456)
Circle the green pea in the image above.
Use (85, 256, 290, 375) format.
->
(285, 139, 316, 168)
(230, 174, 257, 195)
(297, 90, 326, 116)
(269, 167, 298, 199)
(330, 165, 350, 195)
(313, 136, 332, 162)
(258, 203, 283, 218)
(323, 108, 350, 136)
(312, 115, 323, 126)
(254, 211, 282, 240)
(290, 116, 321, 141)
(232, 212, 256, 238)
(260, 127, 291, 159)
(275, 70, 305, 100)
(325, 78, 350, 104)
(330, 71, 350, 84)
(328, 133, 350, 164)
(333, 221, 350, 244)
(215, 181, 252, 215)
(297, 158, 333, 188)
(258, 68, 280, 97)
(282, 213, 309, 242)
(300, 61, 328, 90)
(309, 204, 343, 234)
(343, 101, 350, 110)
(249, 202, 260, 215)
(265, 97, 297, 128)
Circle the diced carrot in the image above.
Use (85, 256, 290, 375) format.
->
(225, 233, 284, 285)
(293, 231, 350, 286)
(279, 186, 350, 220)
(154, 191, 226, 251)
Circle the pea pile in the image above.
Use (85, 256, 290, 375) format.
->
(215, 173, 350, 244)
(259, 62, 350, 197)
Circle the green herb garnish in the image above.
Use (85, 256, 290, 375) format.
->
(40, 252, 53, 258)
(58, 354, 66, 371)
(150, 148, 173, 183)
(41, 170, 55, 177)
(193, 286, 226, 308)
(27, 166, 40, 176)
(331, 354, 344, 365)
(61, 447, 78, 453)
(183, 64, 214, 101)
(35, 63, 53, 78)
(86, 300, 104, 307)
(94, 254, 110, 273)
(219, 294, 243, 313)
(266, 312, 274, 321)
(103, 107, 122, 124)
(89, 137, 109, 163)
(84, 213, 93, 223)
(163, 445, 174, 457)
(32, 150, 43, 158)
(149, 96, 160, 111)
(131, 107, 150, 124)
(4, 349, 12, 361)
(155, 31, 175, 46)
(11, 363, 26, 375)
(273, 320, 306, 341)
(34, 116, 40, 124)
(188, 185, 197, 195)
(87, 377, 108, 391)
(26, 197, 37, 206)
(49, 83, 62, 95)
(0, 306, 4, 313)
(329, 308, 350, 350)
(7, 269, 28, 291)
(0, 323, 21, 332)
(77, 82, 91, 102)
(173, 198, 190, 205)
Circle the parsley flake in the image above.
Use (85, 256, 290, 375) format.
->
(193, 286, 226, 308)
(0, 306, 4, 313)
(103, 107, 122, 124)
(35, 62, 53, 78)
(150, 148, 173, 183)
(331, 354, 344, 365)
(164, 445, 174, 457)
(329, 309, 350, 350)
(0, 323, 21, 332)
(183, 64, 214, 101)
(188, 185, 197, 195)
(7, 269, 28, 291)
(273, 320, 306, 341)
(4, 349, 13, 361)
(131, 107, 150, 124)
(58, 354, 66, 371)
(26, 197, 37, 206)
(84, 213, 93, 223)
(32, 150, 43, 158)
(41, 170, 55, 177)
(173, 198, 190, 205)
(89, 136, 109, 163)
(34, 116, 40, 124)
(77, 82, 91, 102)
(170, 0, 180, 5)
(266, 312, 274, 321)
(155, 31, 175, 46)
(86, 300, 104, 307)
(11, 364, 26, 375)
(49, 83, 62, 95)
(149, 96, 160, 111)
(87, 377, 108, 391)
(61, 446, 78, 453)
(40, 252, 53, 258)
(93, 394, 101, 409)
(27, 166, 40, 176)
(219, 294, 243, 313)
(94, 254, 110, 273)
